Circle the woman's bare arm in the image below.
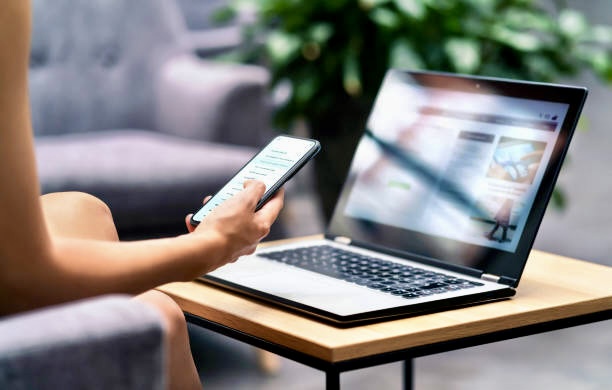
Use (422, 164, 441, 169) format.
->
(2, 184, 282, 311)
(0, 1, 54, 296)
(0, 1, 284, 314)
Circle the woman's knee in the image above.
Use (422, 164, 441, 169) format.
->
(41, 191, 118, 241)
(45, 191, 112, 218)
(135, 290, 187, 336)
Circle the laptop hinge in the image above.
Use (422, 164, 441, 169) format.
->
(481, 273, 501, 283)
(333, 236, 352, 245)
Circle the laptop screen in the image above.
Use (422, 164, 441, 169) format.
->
(328, 70, 587, 285)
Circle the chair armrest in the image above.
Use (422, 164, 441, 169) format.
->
(153, 53, 273, 147)
(0, 295, 165, 390)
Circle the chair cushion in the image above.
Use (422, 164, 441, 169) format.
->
(35, 130, 257, 235)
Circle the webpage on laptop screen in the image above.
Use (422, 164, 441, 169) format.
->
(344, 73, 569, 252)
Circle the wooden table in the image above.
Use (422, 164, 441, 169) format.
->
(158, 236, 612, 389)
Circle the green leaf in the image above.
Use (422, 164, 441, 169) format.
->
(293, 72, 319, 105)
(577, 47, 612, 79)
(211, 6, 237, 25)
(463, 0, 496, 14)
(491, 25, 542, 51)
(445, 38, 481, 73)
(501, 8, 554, 32)
(343, 54, 362, 96)
(550, 187, 566, 211)
(422, 0, 454, 10)
(324, 0, 352, 12)
(265, 31, 302, 66)
(393, 0, 426, 20)
(369, 7, 401, 29)
(360, 0, 390, 9)
(523, 55, 559, 82)
(558, 9, 589, 38)
(309, 23, 334, 44)
(390, 39, 425, 69)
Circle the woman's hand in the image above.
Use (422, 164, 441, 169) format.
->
(184, 180, 284, 272)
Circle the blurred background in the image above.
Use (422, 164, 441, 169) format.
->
(32, 0, 612, 388)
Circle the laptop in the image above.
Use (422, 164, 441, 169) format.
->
(200, 69, 588, 327)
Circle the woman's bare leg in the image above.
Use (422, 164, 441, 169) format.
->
(135, 290, 201, 390)
(256, 349, 282, 374)
(41, 191, 201, 390)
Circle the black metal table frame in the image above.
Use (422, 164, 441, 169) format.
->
(185, 310, 612, 390)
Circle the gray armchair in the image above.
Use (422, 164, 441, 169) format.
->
(0, 296, 165, 390)
(31, 0, 274, 239)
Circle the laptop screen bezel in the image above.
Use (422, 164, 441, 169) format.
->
(326, 69, 588, 287)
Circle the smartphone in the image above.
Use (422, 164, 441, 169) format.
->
(190, 135, 321, 226)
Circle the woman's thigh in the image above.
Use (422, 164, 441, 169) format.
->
(41, 191, 119, 241)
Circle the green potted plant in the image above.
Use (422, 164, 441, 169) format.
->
(216, 0, 612, 220)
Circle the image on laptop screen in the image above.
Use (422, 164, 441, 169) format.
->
(343, 70, 568, 253)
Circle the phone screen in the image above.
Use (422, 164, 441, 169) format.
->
(191, 135, 320, 224)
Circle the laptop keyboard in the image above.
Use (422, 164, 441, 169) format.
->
(258, 245, 484, 299)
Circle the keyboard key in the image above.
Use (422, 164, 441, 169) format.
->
(421, 282, 448, 290)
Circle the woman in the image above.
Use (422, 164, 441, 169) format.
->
(0, 2, 284, 389)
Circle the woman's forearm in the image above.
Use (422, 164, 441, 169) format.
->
(2, 232, 226, 313)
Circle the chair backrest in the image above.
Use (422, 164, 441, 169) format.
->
(29, 0, 186, 136)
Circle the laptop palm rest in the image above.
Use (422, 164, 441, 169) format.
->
(206, 256, 409, 316)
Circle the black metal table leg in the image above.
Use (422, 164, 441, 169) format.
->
(325, 368, 340, 390)
(403, 359, 414, 390)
